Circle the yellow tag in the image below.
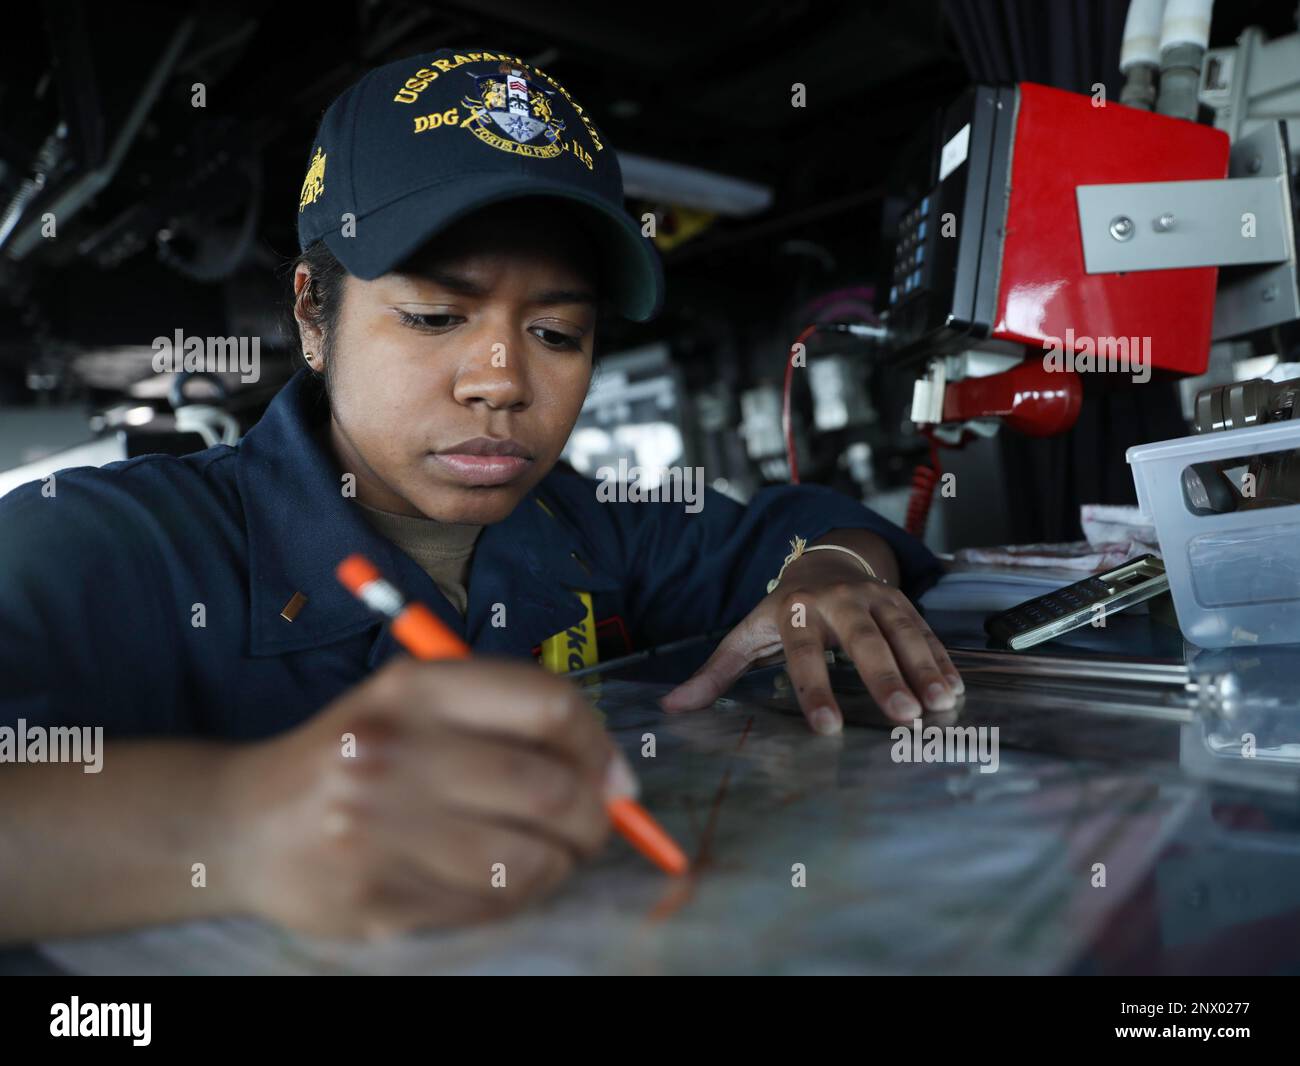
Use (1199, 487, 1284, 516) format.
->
(540, 591, 598, 673)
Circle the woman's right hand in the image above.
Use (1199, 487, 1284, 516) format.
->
(220, 656, 637, 940)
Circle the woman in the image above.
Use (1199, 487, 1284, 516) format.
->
(0, 48, 960, 940)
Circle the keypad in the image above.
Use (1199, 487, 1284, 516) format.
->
(890, 193, 934, 307)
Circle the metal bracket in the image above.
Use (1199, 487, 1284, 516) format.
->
(1076, 174, 1289, 273)
(1075, 122, 1300, 340)
(1214, 122, 1300, 340)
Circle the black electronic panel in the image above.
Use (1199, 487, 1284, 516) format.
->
(887, 85, 1016, 362)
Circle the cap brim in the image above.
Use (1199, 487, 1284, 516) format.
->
(322, 175, 664, 322)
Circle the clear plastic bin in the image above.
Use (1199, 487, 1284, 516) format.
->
(1127, 419, 1300, 648)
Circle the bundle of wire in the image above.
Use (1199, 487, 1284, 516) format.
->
(780, 320, 938, 539)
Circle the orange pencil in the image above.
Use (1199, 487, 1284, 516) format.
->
(337, 553, 688, 877)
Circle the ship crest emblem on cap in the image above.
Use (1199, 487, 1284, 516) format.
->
(461, 64, 568, 160)
(298, 147, 326, 213)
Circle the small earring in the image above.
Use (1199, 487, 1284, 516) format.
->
(304, 350, 314, 364)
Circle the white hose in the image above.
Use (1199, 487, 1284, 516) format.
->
(1121, 0, 1165, 71)
(1160, 0, 1213, 53)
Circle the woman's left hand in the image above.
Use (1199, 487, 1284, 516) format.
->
(659, 548, 963, 735)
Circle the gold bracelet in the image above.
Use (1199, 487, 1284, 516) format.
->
(766, 535, 881, 593)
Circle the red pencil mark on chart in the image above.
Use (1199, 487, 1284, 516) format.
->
(649, 715, 754, 921)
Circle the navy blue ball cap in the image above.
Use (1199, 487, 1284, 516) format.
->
(296, 48, 664, 322)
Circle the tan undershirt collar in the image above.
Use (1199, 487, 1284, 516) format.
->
(355, 500, 483, 615)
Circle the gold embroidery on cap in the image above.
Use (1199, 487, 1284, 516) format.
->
(299, 147, 326, 212)
(392, 54, 603, 166)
